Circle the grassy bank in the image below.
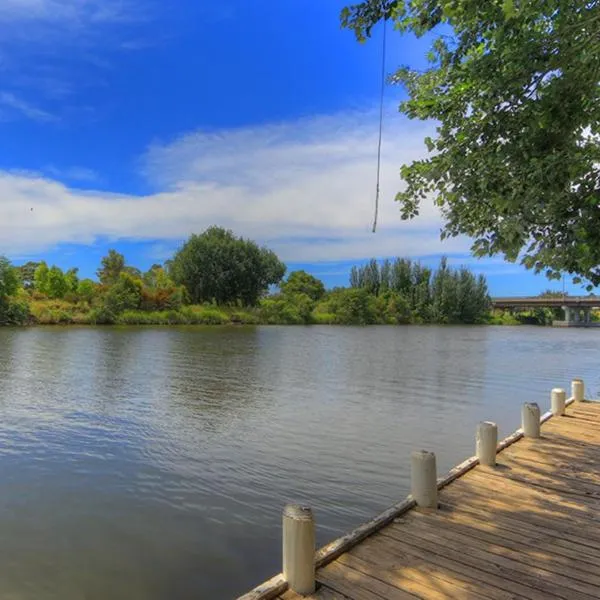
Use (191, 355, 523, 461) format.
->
(19, 300, 600, 327)
(27, 301, 263, 326)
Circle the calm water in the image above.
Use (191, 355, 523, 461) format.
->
(0, 325, 598, 599)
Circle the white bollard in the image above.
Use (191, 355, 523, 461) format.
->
(282, 504, 315, 595)
(551, 388, 566, 416)
(522, 402, 541, 438)
(476, 421, 498, 467)
(572, 379, 585, 402)
(411, 450, 438, 509)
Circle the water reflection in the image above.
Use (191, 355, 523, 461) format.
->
(0, 325, 597, 598)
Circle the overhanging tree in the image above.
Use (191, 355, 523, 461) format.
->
(342, 0, 600, 286)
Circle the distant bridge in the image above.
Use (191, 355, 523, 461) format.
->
(491, 296, 600, 309)
(491, 296, 600, 327)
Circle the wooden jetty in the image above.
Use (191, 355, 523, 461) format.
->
(238, 378, 600, 600)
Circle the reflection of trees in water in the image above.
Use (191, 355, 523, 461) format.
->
(0, 328, 19, 404)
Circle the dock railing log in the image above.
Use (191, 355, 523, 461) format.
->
(237, 378, 588, 600)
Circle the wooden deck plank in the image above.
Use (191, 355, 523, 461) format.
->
(441, 491, 600, 551)
(240, 401, 600, 600)
(379, 527, 557, 599)
(397, 511, 600, 588)
(409, 499, 600, 568)
(337, 551, 484, 600)
(349, 534, 531, 600)
(317, 561, 420, 600)
(383, 524, 599, 599)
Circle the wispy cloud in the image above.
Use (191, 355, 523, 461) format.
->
(0, 91, 56, 122)
(0, 0, 136, 25)
(0, 0, 150, 110)
(0, 107, 471, 262)
(44, 165, 100, 183)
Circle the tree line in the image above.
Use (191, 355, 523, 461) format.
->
(0, 226, 491, 326)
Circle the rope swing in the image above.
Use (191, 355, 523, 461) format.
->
(372, 17, 387, 234)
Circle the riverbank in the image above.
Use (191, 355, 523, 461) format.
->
(8, 299, 591, 327)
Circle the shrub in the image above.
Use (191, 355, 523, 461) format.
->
(180, 306, 230, 324)
(0, 298, 30, 325)
(89, 306, 116, 325)
(102, 273, 142, 315)
(259, 298, 304, 324)
(311, 312, 336, 324)
(323, 288, 378, 325)
(230, 311, 260, 325)
(140, 286, 187, 311)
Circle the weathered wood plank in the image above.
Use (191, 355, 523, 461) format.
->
(337, 552, 483, 600)
(382, 526, 596, 600)
(351, 534, 526, 600)
(317, 561, 420, 600)
(416, 500, 600, 568)
(401, 511, 600, 587)
(239, 401, 600, 600)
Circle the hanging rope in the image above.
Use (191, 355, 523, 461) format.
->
(372, 17, 387, 233)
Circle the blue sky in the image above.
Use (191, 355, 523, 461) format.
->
(0, 0, 590, 296)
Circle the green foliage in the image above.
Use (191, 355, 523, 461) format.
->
(0, 257, 25, 327)
(102, 273, 142, 315)
(281, 270, 326, 301)
(259, 297, 305, 324)
(0, 298, 30, 325)
(89, 306, 116, 325)
(143, 264, 172, 289)
(33, 262, 50, 295)
(325, 288, 378, 325)
(230, 310, 260, 325)
(97, 249, 125, 286)
(139, 267, 187, 311)
(170, 227, 286, 305)
(377, 291, 412, 324)
(488, 311, 520, 326)
(0, 256, 20, 299)
(350, 256, 490, 324)
(46, 266, 69, 299)
(16, 261, 40, 289)
(311, 312, 337, 325)
(179, 306, 230, 324)
(77, 279, 97, 303)
(65, 268, 79, 293)
(342, 1, 600, 286)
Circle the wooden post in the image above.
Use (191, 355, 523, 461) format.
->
(572, 378, 585, 402)
(522, 402, 541, 438)
(282, 504, 315, 596)
(551, 388, 566, 416)
(411, 450, 438, 509)
(476, 421, 498, 466)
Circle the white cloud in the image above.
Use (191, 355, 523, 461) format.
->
(0, 108, 472, 262)
(0, 0, 134, 24)
(0, 91, 56, 122)
(44, 165, 100, 183)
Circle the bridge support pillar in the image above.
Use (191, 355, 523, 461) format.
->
(563, 306, 572, 323)
(583, 308, 591, 325)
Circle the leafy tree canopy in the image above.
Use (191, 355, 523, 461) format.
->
(342, 0, 600, 286)
(16, 261, 40, 289)
(97, 250, 125, 286)
(170, 227, 286, 305)
(0, 257, 19, 299)
(281, 270, 326, 301)
(34, 262, 50, 295)
(46, 266, 69, 299)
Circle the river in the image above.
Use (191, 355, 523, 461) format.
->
(0, 325, 598, 599)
